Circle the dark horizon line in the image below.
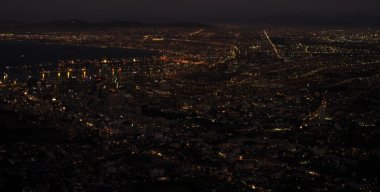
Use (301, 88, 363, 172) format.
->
(1, 14, 380, 30)
(1, 11, 380, 23)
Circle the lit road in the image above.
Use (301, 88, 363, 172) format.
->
(263, 30, 283, 59)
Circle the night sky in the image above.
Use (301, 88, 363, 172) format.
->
(0, 0, 379, 22)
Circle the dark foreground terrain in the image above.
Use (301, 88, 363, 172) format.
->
(1, 83, 380, 192)
(0, 109, 239, 192)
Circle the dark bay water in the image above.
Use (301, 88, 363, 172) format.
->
(0, 40, 155, 66)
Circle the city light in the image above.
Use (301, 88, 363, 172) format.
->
(0, 22, 379, 192)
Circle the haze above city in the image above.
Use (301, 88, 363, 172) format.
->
(1, 0, 380, 22)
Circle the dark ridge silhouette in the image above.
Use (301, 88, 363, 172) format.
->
(0, 20, 210, 31)
(1, 13, 379, 31)
(259, 12, 380, 27)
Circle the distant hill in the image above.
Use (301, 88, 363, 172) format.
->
(0, 20, 210, 32)
(1, 14, 379, 32)
(258, 12, 380, 27)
